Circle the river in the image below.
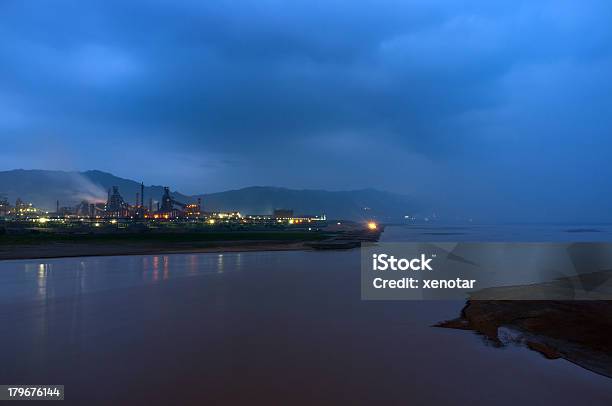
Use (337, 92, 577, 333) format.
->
(1, 224, 611, 404)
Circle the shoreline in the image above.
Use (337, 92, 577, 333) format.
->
(0, 240, 323, 261)
(437, 271, 612, 379)
(0, 226, 381, 261)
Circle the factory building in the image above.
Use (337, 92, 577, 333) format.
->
(13, 198, 40, 217)
(151, 187, 201, 219)
(0, 196, 9, 217)
(0, 197, 42, 218)
(273, 209, 294, 219)
(106, 186, 129, 217)
(31, 181, 323, 227)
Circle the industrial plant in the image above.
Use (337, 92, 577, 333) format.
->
(0, 183, 327, 232)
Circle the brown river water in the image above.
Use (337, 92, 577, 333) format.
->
(1, 225, 612, 404)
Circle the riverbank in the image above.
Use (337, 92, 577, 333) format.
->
(0, 227, 383, 260)
(0, 240, 322, 260)
(0, 231, 329, 260)
(437, 271, 612, 379)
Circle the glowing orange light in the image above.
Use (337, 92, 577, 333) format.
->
(367, 222, 378, 230)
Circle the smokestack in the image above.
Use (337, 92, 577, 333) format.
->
(149, 197, 153, 212)
(136, 192, 140, 207)
(56, 200, 59, 214)
(141, 182, 145, 208)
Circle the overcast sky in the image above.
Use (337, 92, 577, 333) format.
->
(1, 1, 612, 221)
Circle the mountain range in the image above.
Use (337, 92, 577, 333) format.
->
(0, 169, 416, 221)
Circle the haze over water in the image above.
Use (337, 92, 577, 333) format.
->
(1, 225, 612, 404)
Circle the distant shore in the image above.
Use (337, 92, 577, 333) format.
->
(0, 231, 329, 260)
(0, 228, 382, 260)
(0, 240, 320, 260)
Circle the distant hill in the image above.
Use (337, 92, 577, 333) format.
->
(0, 169, 416, 220)
(0, 169, 192, 211)
(195, 187, 415, 220)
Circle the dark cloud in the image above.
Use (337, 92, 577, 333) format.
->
(1, 0, 612, 221)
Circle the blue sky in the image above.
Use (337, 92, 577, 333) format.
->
(1, 1, 612, 220)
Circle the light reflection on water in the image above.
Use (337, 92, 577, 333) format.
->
(0, 251, 275, 305)
(163, 255, 169, 280)
(217, 254, 224, 273)
(1, 226, 612, 403)
(188, 254, 198, 275)
(37, 263, 47, 299)
(4, 224, 612, 306)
